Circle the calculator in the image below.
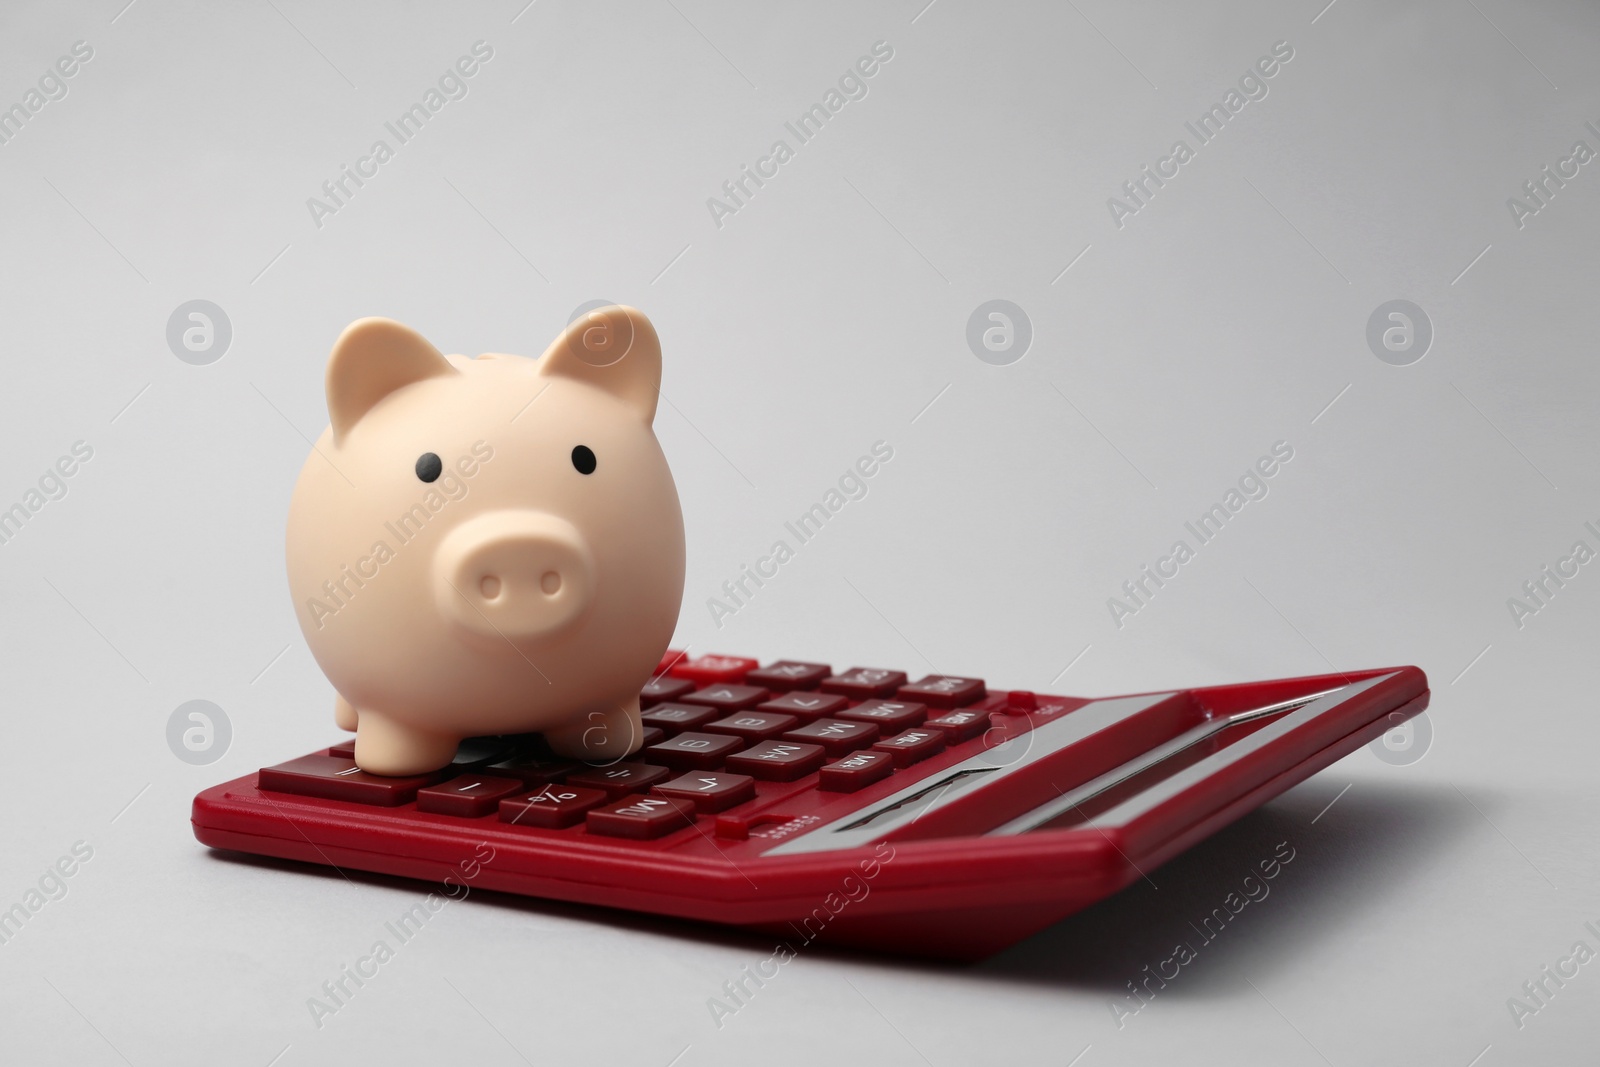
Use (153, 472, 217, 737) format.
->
(191, 653, 1428, 961)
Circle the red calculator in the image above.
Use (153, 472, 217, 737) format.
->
(192, 653, 1428, 961)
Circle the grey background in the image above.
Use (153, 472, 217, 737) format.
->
(1, 0, 1596, 1063)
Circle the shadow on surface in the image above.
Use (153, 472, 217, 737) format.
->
(202, 847, 787, 957)
(202, 777, 1480, 987)
(976, 777, 1480, 993)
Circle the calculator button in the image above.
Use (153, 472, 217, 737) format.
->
(586, 795, 697, 839)
(670, 655, 759, 684)
(758, 691, 848, 721)
(653, 772, 757, 813)
(725, 741, 827, 781)
(1005, 689, 1038, 712)
(565, 762, 671, 798)
(821, 667, 908, 699)
(744, 661, 832, 691)
(258, 755, 444, 806)
(680, 684, 770, 712)
(640, 703, 720, 734)
(485, 756, 580, 785)
(638, 726, 666, 749)
(499, 785, 607, 828)
(838, 700, 927, 731)
(639, 675, 695, 707)
(872, 728, 946, 767)
(416, 775, 525, 817)
(922, 709, 990, 743)
(645, 732, 744, 771)
(704, 712, 800, 742)
(898, 675, 987, 708)
(817, 750, 896, 792)
(781, 718, 880, 757)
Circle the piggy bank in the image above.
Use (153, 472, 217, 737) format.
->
(286, 306, 685, 775)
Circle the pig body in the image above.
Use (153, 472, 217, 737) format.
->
(286, 306, 685, 774)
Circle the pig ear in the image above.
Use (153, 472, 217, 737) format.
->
(325, 318, 458, 444)
(538, 305, 661, 422)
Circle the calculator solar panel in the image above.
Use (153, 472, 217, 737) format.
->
(192, 653, 1428, 960)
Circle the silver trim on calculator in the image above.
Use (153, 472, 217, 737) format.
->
(759, 674, 1391, 856)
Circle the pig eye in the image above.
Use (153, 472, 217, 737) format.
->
(415, 453, 443, 483)
(571, 445, 597, 475)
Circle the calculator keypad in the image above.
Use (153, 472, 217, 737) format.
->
(417, 775, 525, 817)
(838, 700, 927, 731)
(758, 691, 848, 721)
(653, 772, 756, 813)
(680, 684, 769, 712)
(744, 661, 831, 691)
(260, 655, 994, 837)
(821, 668, 908, 699)
(704, 712, 799, 742)
(872, 728, 946, 767)
(639, 675, 695, 707)
(818, 750, 895, 792)
(566, 762, 670, 798)
(586, 795, 697, 839)
(781, 718, 880, 757)
(898, 675, 987, 708)
(259, 755, 443, 806)
(923, 709, 990, 743)
(645, 732, 743, 771)
(499, 785, 607, 828)
(724, 741, 827, 781)
(670, 655, 759, 685)
(640, 703, 720, 734)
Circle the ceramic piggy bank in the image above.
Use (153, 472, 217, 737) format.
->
(286, 306, 685, 775)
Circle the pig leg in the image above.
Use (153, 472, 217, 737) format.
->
(334, 693, 357, 732)
(545, 699, 644, 762)
(353, 711, 460, 775)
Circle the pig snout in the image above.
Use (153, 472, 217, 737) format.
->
(432, 510, 595, 640)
